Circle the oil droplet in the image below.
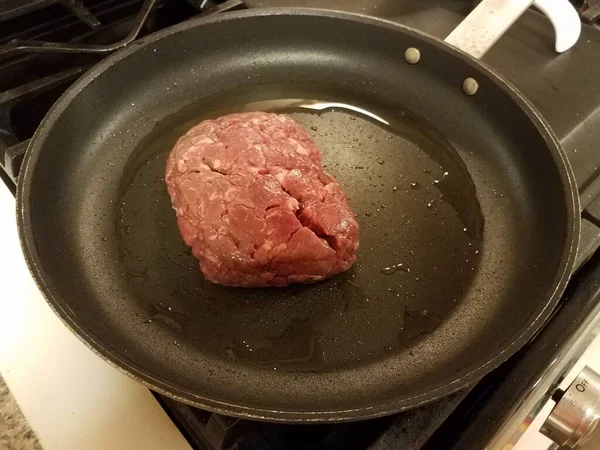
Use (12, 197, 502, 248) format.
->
(227, 319, 325, 371)
(148, 314, 183, 332)
(398, 308, 442, 342)
(310, 126, 318, 131)
(381, 263, 410, 275)
(433, 171, 449, 185)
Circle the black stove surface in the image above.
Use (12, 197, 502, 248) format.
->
(1, 1, 600, 449)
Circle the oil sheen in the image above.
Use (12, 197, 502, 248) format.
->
(117, 83, 483, 372)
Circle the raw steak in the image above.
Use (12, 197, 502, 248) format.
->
(165, 112, 359, 287)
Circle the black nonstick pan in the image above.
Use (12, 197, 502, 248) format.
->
(17, 8, 580, 421)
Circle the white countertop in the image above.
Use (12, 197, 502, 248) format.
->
(0, 183, 191, 450)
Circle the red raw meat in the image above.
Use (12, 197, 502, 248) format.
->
(165, 112, 359, 287)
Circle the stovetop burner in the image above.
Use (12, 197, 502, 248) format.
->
(1, 1, 600, 449)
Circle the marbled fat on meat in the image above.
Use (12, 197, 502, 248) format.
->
(165, 112, 359, 287)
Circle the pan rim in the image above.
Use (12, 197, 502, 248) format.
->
(16, 7, 581, 422)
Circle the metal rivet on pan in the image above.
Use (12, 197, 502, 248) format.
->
(404, 47, 421, 64)
(462, 77, 479, 96)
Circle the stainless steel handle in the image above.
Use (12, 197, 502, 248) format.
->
(444, 0, 581, 59)
(541, 366, 600, 449)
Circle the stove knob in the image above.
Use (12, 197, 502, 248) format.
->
(541, 366, 600, 449)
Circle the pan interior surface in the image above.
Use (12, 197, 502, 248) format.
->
(118, 83, 482, 370)
(20, 11, 576, 420)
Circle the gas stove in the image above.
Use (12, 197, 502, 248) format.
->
(1, 1, 600, 449)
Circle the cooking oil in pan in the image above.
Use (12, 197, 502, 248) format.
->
(117, 83, 483, 372)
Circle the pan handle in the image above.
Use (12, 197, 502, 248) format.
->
(444, 0, 581, 59)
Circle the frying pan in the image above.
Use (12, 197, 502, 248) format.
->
(16, 7, 580, 421)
